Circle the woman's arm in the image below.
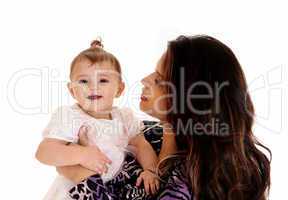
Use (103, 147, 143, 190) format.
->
(57, 165, 96, 183)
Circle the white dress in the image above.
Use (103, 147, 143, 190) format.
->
(42, 104, 144, 200)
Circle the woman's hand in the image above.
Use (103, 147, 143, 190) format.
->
(136, 169, 160, 196)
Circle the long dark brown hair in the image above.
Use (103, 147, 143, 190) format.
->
(161, 35, 271, 200)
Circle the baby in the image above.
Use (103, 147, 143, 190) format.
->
(36, 40, 159, 199)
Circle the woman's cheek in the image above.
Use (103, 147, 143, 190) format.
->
(153, 90, 169, 115)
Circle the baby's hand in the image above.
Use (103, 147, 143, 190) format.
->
(79, 145, 112, 174)
(136, 169, 160, 196)
(78, 126, 112, 174)
(78, 126, 91, 146)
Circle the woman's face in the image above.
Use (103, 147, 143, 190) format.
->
(140, 54, 169, 121)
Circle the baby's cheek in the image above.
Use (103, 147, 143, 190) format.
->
(74, 88, 86, 98)
(104, 89, 118, 99)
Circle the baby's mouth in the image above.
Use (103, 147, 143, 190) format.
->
(87, 95, 103, 100)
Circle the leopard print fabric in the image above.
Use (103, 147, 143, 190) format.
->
(68, 121, 193, 200)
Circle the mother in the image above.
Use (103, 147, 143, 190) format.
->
(60, 35, 271, 200)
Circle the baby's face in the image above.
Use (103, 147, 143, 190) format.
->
(68, 59, 124, 114)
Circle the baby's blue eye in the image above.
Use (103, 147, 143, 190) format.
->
(99, 79, 109, 83)
(78, 79, 88, 84)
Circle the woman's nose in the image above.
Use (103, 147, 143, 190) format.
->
(141, 76, 149, 86)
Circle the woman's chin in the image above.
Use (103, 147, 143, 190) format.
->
(139, 100, 147, 112)
(140, 100, 152, 114)
(139, 102, 157, 119)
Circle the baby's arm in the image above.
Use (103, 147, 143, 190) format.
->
(158, 130, 177, 162)
(129, 134, 159, 195)
(35, 138, 84, 166)
(36, 106, 85, 167)
(129, 134, 158, 171)
(37, 106, 111, 171)
(35, 135, 111, 171)
(56, 130, 108, 183)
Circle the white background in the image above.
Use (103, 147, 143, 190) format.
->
(0, 0, 287, 199)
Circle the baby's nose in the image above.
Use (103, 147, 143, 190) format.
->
(88, 80, 98, 89)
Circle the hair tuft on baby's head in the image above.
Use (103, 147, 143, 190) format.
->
(90, 38, 104, 49)
(69, 37, 122, 80)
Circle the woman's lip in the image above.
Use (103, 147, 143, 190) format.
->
(141, 95, 148, 101)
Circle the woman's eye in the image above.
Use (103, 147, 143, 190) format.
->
(155, 78, 161, 84)
(99, 79, 109, 83)
(78, 79, 88, 84)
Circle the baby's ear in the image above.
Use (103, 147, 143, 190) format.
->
(116, 81, 125, 98)
(67, 82, 76, 99)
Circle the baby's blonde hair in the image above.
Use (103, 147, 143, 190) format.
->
(70, 39, 122, 80)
